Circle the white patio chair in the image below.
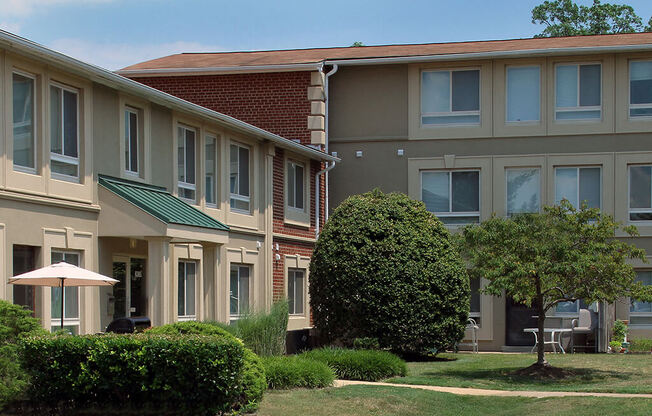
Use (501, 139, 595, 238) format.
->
(570, 309, 598, 353)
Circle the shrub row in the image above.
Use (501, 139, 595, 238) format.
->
(19, 334, 256, 416)
(629, 338, 652, 352)
(301, 347, 407, 381)
(262, 356, 335, 389)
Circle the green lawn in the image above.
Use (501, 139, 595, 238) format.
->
(257, 385, 652, 416)
(386, 353, 652, 394)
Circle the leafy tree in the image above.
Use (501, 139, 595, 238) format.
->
(459, 200, 652, 370)
(350, 41, 365, 47)
(310, 189, 469, 355)
(532, 0, 651, 37)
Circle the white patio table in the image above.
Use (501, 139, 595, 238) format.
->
(523, 328, 573, 354)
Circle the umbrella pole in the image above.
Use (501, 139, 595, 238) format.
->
(60, 278, 64, 330)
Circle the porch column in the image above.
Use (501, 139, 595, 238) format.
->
(201, 243, 218, 321)
(146, 237, 172, 327)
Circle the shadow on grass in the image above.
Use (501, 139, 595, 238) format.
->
(398, 354, 458, 363)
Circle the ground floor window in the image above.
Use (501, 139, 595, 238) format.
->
(13, 245, 38, 313)
(50, 250, 80, 333)
(178, 261, 196, 320)
(230, 264, 250, 317)
(288, 268, 305, 315)
(469, 277, 481, 326)
(631, 271, 652, 326)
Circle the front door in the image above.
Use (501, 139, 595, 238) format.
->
(112, 257, 146, 319)
(505, 297, 538, 346)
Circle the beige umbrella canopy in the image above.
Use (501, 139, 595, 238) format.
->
(8, 262, 119, 330)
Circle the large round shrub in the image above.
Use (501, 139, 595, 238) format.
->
(310, 189, 469, 355)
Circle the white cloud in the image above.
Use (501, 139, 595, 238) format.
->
(47, 38, 224, 70)
(0, 0, 115, 17)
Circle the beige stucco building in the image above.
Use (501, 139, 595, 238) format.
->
(0, 30, 337, 335)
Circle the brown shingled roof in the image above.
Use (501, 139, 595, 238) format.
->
(121, 33, 652, 72)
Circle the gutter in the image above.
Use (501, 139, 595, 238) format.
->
(118, 63, 322, 77)
(315, 161, 337, 238)
(323, 64, 338, 222)
(0, 30, 338, 163)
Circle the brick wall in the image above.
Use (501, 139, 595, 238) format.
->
(133, 72, 313, 145)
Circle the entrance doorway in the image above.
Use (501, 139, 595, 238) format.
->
(505, 297, 538, 346)
(112, 257, 146, 319)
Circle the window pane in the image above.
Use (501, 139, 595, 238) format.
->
(287, 162, 296, 208)
(205, 136, 216, 204)
(65, 287, 78, 319)
(129, 111, 138, 172)
(230, 266, 239, 315)
(556, 65, 578, 108)
(13, 73, 35, 169)
(422, 114, 480, 125)
(186, 262, 195, 316)
(556, 300, 579, 314)
(124, 110, 130, 171)
(421, 71, 450, 113)
(178, 187, 195, 201)
(51, 252, 79, 320)
(50, 86, 62, 154)
(630, 61, 652, 105)
(63, 90, 78, 158)
(439, 216, 479, 225)
(506, 168, 540, 215)
(555, 168, 578, 207)
(556, 110, 601, 120)
(295, 272, 304, 315)
(288, 270, 295, 314)
(451, 70, 479, 112)
(185, 129, 195, 185)
(231, 198, 250, 212)
(230, 145, 238, 194)
(507, 66, 540, 122)
(579, 64, 601, 107)
(631, 271, 652, 313)
(422, 172, 449, 213)
(451, 171, 479, 212)
(470, 277, 480, 313)
(239, 271, 249, 314)
(239, 146, 249, 197)
(178, 262, 185, 316)
(630, 166, 652, 209)
(177, 127, 185, 183)
(579, 167, 601, 209)
(295, 165, 304, 209)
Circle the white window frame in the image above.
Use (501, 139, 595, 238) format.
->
(287, 160, 305, 211)
(12, 70, 38, 174)
(554, 62, 602, 121)
(420, 169, 481, 224)
(205, 134, 218, 208)
(420, 68, 481, 127)
(177, 260, 196, 321)
(50, 250, 81, 332)
(628, 59, 652, 119)
(628, 165, 652, 223)
(230, 264, 250, 318)
(177, 125, 196, 202)
(288, 268, 306, 316)
(230, 142, 251, 214)
(630, 270, 652, 327)
(124, 107, 139, 176)
(554, 166, 602, 210)
(505, 65, 541, 124)
(50, 81, 80, 182)
(505, 167, 541, 216)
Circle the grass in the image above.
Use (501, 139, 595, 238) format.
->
(386, 353, 652, 394)
(257, 385, 652, 416)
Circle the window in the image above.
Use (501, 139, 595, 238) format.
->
(506, 66, 540, 123)
(177, 261, 196, 320)
(50, 84, 79, 179)
(50, 251, 80, 333)
(287, 161, 305, 210)
(421, 69, 480, 125)
(230, 143, 250, 212)
(555, 64, 601, 120)
(421, 170, 480, 224)
(469, 277, 481, 325)
(13, 72, 36, 172)
(124, 108, 139, 174)
(506, 168, 540, 215)
(630, 271, 652, 326)
(629, 61, 652, 117)
(177, 125, 196, 201)
(288, 269, 305, 315)
(230, 264, 250, 317)
(629, 165, 652, 221)
(205, 135, 218, 207)
(554, 167, 601, 209)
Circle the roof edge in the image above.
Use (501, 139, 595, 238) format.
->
(118, 63, 322, 76)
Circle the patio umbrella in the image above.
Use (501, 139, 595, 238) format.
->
(8, 261, 119, 330)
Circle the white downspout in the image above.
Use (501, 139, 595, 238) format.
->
(323, 64, 338, 226)
(315, 161, 336, 238)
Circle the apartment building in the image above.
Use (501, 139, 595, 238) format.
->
(123, 33, 652, 351)
(0, 30, 337, 337)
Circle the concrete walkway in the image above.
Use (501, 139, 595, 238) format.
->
(334, 380, 652, 399)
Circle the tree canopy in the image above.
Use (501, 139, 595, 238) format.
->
(532, 0, 652, 37)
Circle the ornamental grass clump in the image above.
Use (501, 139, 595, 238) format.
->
(232, 300, 289, 357)
(301, 347, 407, 381)
(262, 356, 335, 389)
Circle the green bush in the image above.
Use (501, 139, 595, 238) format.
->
(232, 300, 289, 357)
(238, 349, 267, 413)
(19, 334, 254, 415)
(262, 356, 334, 389)
(0, 345, 28, 409)
(0, 300, 46, 344)
(146, 320, 236, 339)
(301, 347, 407, 381)
(629, 338, 652, 352)
(353, 337, 380, 350)
(309, 190, 469, 354)
(613, 320, 628, 343)
(609, 340, 622, 352)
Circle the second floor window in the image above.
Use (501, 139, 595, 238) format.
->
(205, 135, 218, 207)
(178, 261, 196, 320)
(13, 72, 36, 171)
(421, 69, 480, 126)
(506, 66, 540, 123)
(421, 170, 480, 224)
(555, 63, 601, 121)
(506, 168, 540, 215)
(124, 108, 139, 174)
(629, 61, 652, 118)
(50, 84, 79, 179)
(554, 166, 601, 209)
(177, 125, 196, 201)
(287, 161, 305, 210)
(629, 165, 652, 221)
(230, 143, 250, 212)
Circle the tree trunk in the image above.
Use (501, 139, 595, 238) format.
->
(535, 279, 547, 366)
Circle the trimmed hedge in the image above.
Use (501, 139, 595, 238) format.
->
(301, 347, 407, 381)
(19, 334, 253, 415)
(145, 320, 236, 339)
(262, 356, 335, 389)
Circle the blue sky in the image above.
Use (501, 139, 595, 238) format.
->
(2, 0, 652, 70)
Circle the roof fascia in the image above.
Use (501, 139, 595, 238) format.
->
(118, 63, 322, 77)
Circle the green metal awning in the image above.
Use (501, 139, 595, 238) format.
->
(98, 175, 229, 231)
